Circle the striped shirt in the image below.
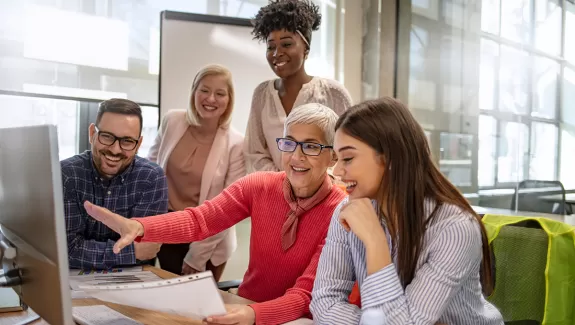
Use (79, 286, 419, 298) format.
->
(61, 151, 168, 270)
(310, 198, 504, 325)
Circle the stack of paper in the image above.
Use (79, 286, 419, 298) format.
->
(79, 272, 226, 319)
(69, 266, 144, 276)
(0, 288, 22, 312)
(68, 268, 161, 299)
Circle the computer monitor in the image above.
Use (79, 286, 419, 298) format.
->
(0, 124, 74, 325)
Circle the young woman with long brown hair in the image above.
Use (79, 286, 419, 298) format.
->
(310, 97, 503, 324)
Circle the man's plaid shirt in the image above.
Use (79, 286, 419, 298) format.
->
(61, 151, 168, 269)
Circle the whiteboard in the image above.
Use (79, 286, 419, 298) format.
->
(159, 11, 275, 135)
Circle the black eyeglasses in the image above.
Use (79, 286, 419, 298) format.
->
(276, 138, 332, 156)
(95, 126, 139, 151)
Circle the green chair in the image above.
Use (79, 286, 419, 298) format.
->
(483, 215, 575, 325)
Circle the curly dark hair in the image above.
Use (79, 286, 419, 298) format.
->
(251, 0, 322, 48)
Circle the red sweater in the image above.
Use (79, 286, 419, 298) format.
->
(136, 172, 346, 324)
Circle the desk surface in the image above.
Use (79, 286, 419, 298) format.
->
(540, 193, 575, 204)
(472, 205, 575, 226)
(1, 266, 253, 325)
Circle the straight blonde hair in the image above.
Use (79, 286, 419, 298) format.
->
(186, 64, 235, 128)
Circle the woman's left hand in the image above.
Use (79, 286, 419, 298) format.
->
(203, 305, 255, 325)
(181, 262, 200, 275)
(339, 198, 387, 247)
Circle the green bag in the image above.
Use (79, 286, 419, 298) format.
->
(482, 214, 575, 325)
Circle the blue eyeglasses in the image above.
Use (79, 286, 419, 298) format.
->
(276, 138, 332, 156)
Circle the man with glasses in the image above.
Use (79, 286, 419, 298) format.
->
(61, 98, 168, 270)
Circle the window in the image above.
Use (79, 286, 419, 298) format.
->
(481, 0, 501, 35)
(532, 56, 559, 119)
(498, 45, 529, 115)
(479, 39, 498, 111)
(476, 0, 563, 188)
(401, 0, 566, 191)
(0, 95, 79, 161)
(439, 132, 473, 187)
(560, 128, 575, 189)
(561, 66, 575, 189)
(497, 121, 529, 183)
(500, 0, 531, 45)
(0, 0, 338, 105)
(0, 0, 342, 162)
(534, 0, 562, 56)
(563, 67, 575, 125)
(478, 115, 497, 187)
(408, 24, 437, 111)
(138, 106, 160, 159)
(564, 1, 575, 63)
(530, 122, 558, 180)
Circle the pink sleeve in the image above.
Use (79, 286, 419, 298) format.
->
(249, 240, 326, 324)
(135, 175, 254, 243)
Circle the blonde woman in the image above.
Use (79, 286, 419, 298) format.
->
(148, 64, 245, 280)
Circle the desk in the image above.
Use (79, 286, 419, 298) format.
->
(540, 193, 575, 205)
(1, 266, 253, 325)
(472, 206, 575, 226)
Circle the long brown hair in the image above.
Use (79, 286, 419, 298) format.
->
(335, 97, 493, 295)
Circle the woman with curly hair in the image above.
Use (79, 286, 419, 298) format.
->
(244, 0, 353, 173)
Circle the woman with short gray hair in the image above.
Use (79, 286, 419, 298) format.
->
(84, 103, 348, 325)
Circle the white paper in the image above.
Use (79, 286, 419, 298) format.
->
(0, 287, 20, 309)
(69, 266, 143, 276)
(72, 305, 143, 325)
(69, 271, 161, 290)
(70, 290, 92, 299)
(79, 272, 226, 319)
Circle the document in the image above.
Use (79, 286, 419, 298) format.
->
(78, 271, 226, 319)
(69, 270, 160, 299)
(69, 266, 143, 276)
(69, 271, 161, 290)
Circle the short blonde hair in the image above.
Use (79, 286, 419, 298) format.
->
(284, 103, 339, 145)
(186, 64, 235, 128)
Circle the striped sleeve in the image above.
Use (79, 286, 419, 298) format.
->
(310, 200, 362, 324)
(364, 219, 483, 324)
(312, 209, 484, 324)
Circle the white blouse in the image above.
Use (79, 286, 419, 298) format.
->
(243, 77, 352, 173)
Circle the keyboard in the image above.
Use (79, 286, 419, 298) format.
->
(72, 305, 143, 325)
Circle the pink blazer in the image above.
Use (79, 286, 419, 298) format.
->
(147, 109, 245, 271)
